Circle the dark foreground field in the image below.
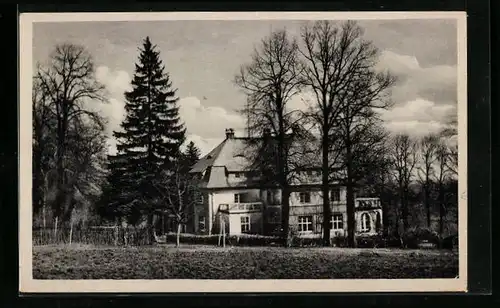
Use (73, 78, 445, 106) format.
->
(33, 245, 458, 279)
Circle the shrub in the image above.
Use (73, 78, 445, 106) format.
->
(164, 232, 284, 247)
(402, 227, 441, 249)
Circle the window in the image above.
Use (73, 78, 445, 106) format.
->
(375, 212, 382, 231)
(198, 215, 206, 232)
(298, 216, 313, 232)
(266, 190, 272, 202)
(330, 213, 344, 230)
(299, 192, 311, 204)
(360, 213, 371, 233)
(197, 193, 204, 204)
(241, 216, 250, 233)
(330, 188, 341, 202)
(235, 172, 241, 178)
(234, 193, 245, 203)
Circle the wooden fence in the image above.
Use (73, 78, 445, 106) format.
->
(32, 226, 153, 246)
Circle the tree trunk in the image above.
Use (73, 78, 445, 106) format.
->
(222, 218, 226, 248)
(321, 131, 331, 247)
(345, 140, 356, 248)
(439, 184, 445, 236)
(42, 203, 47, 229)
(53, 216, 59, 242)
(381, 190, 389, 237)
(147, 213, 155, 245)
(400, 182, 409, 232)
(69, 220, 73, 245)
(281, 186, 291, 247)
(176, 222, 181, 247)
(55, 106, 68, 222)
(32, 151, 43, 215)
(425, 182, 431, 228)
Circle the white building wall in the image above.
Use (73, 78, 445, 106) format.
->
(228, 212, 264, 235)
(208, 188, 261, 234)
(196, 185, 382, 237)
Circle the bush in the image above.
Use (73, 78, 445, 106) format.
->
(164, 233, 284, 247)
(402, 227, 441, 249)
(291, 236, 323, 247)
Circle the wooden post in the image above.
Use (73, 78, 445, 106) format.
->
(114, 225, 118, 246)
(222, 218, 226, 248)
(54, 216, 58, 243)
(218, 215, 222, 247)
(69, 221, 73, 245)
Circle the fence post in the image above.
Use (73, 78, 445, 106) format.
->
(53, 216, 58, 243)
(222, 219, 226, 248)
(69, 222, 73, 245)
(114, 225, 118, 246)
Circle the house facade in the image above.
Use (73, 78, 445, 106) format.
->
(189, 128, 383, 238)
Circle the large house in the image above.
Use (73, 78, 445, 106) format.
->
(188, 128, 383, 238)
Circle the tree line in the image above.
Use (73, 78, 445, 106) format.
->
(32, 37, 202, 245)
(234, 20, 458, 247)
(32, 21, 458, 248)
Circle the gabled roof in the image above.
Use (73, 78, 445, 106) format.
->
(190, 137, 255, 174)
(189, 139, 228, 173)
(189, 132, 347, 189)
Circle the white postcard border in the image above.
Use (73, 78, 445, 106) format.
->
(19, 11, 468, 293)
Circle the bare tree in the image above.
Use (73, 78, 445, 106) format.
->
(32, 71, 56, 218)
(435, 142, 451, 236)
(390, 134, 419, 233)
(440, 115, 458, 177)
(153, 161, 199, 247)
(417, 134, 439, 228)
(35, 43, 106, 227)
(234, 29, 305, 246)
(300, 20, 395, 246)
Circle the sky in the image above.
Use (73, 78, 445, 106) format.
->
(33, 19, 458, 156)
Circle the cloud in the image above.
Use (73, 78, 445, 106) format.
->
(178, 96, 250, 156)
(184, 134, 224, 157)
(373, 50, 458, 138)
(380, 99, 456, 137)
(377, 50, 457, 105)
(178, 96, 246, 139)
(94, 66, 132, 154)
(92, 67, 248, 155)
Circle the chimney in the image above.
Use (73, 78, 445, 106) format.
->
(225, 128, 235, 139)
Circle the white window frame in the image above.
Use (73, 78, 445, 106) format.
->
(298, 216, 313, 232)
(234, 193, 243, 203)
(240, 216, 250, 233)
(330, 213, 343, 230)
(299, 192, 311, 204)
(197, 193, 204, 204)
(360, 213, 371, 233)
(234, 172, 241, 178)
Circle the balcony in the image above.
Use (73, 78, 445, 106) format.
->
(355, 198, 381, 210)
(219, 202, 263, 213)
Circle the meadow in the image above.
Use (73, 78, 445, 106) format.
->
(32, 244, 459, 279)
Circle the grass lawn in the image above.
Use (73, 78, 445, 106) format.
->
(33, 244, 459, 279)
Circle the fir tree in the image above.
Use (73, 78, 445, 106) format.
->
(107, 36, 186, 233)
(183, 141, 201, 169)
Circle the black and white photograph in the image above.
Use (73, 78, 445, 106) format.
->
(19, 12, 467, 293)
